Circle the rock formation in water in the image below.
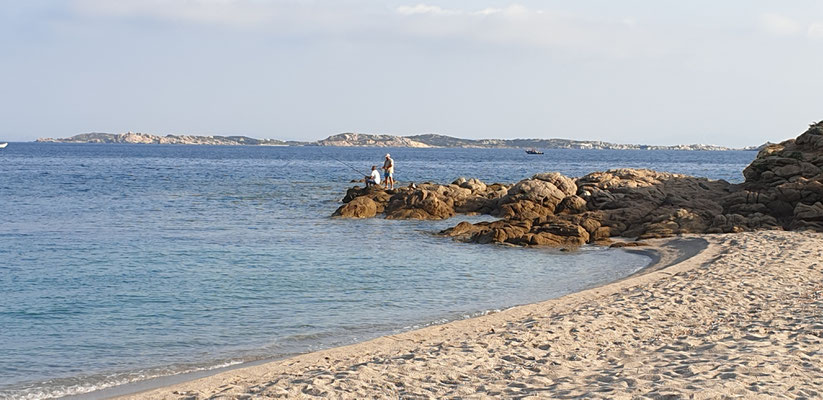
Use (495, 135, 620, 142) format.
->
(332, 179, 509, 220)
(333, 122, 823, 247)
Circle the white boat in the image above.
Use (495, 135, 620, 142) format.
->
(0, 143, 7, 149)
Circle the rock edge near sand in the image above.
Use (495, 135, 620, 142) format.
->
(333, 122, 823, 246)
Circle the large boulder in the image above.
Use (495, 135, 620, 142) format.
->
(556, 195, 587, 214)
(529, 219, 589, 247)
(532, 172, 577, 197)
(385, 189, 455, 220)
(332, 196, 378, 218)
(490, 172, 577, 218)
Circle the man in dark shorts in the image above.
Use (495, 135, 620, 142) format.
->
(382, 153, 394, 189)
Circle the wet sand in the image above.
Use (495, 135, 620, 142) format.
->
(117, 231, 823, 399)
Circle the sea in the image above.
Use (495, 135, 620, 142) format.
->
(0, 143, 756, 399)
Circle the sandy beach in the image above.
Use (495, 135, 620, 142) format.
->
(111, 230, 823, 399)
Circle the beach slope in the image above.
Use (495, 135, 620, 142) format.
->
(119, 230, 823, 399)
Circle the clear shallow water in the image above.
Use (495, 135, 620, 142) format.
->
(0, 143, 755, 399)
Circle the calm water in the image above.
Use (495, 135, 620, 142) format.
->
(0, 143, 755, 399)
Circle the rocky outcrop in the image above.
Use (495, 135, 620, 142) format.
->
(333, 121, 823, 247)
(437, 169, 737, 246)
(577, 169, 737, 239)
(727, 121, 823, 231)
(332, 180, 511, 221)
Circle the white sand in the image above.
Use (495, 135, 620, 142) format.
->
(119, 231, 823, 399)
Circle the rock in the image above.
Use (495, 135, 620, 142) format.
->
(609, 241, 649, 248)
(342, 186, 386, 203)
(507, 179, 567, 206)
(732, 121, 823, 229)
(459, 178, 487, 192)
(335, 178, 510, 221)
(490, 174, 573, 218)
(532, 172, 577, 197)
(794, 202, 823, 221)
(440, 221, 478, 239)
(556, 195, 587, 214)
(493, 200, 554, 220)
(592, 226, 612, 241)
(385, 189, 455, 220)
(332, 196, 378, 218)
(530, 220, 589, 246)
(639, 209, 710, 239)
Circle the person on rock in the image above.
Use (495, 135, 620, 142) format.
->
(382, 153, 395, 189)
(365, 165, 381, 188)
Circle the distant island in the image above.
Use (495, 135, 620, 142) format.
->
(35, 132, 303, 146)
(36, 131, 763, 151)
(314, 133, 760, 151)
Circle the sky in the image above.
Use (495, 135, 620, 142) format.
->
(1, 0, 822, 146)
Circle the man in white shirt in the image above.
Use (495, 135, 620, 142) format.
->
(365, 165, 381, 187)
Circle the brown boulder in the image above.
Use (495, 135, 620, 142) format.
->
(385, 189, 455, 220)
(530, 220, 589, 246)
(532, 172, 578, 197)
(332, 196, 378, 218)
(556, 195, 587, 214)
(493, 200, 554, 220)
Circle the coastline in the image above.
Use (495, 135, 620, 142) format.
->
(72, 240, 666, 399)
(97, 233, 760, 399)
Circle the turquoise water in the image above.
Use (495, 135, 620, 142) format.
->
(0, 143, 755, 399)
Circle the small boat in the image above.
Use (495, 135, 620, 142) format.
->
(0, 143, 7, 149)
(525, 148, 543, 155)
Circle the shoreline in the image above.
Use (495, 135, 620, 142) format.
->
(91, 236, 710, 399)
(111, 230, 823, 398)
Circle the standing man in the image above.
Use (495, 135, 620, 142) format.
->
(382, 153, 395, 189)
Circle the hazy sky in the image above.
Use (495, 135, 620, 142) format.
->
(1, 0, 822, 146)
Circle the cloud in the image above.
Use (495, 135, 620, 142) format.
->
(71, 0, 279, 27)
(760, 13, 803, 36)
(390, 4, 653, 57)
(396, 4, 459, 17)
(808, 22, 823, 39)
(67, 1, 656, 57)
(759, 12, 823, 39)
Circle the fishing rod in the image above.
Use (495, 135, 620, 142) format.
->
(330, 156, 366, 176)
